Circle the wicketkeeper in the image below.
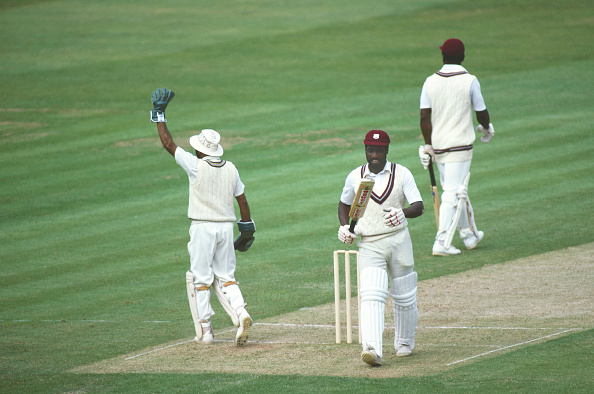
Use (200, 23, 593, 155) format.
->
(151, 88, 255, 345)
(419, 38, 494, 256)
(338, 130, 424, 366)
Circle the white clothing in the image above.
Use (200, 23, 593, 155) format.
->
(341, 160, 421, 356)
(175, 147, 245, 222)
(436, 160, 472, 239)
(174, 147, 247, 323)
(420, 65, 486, 111)
(340, 161, 422, 212)
(420, 64, 487, 163)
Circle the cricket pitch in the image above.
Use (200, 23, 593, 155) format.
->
(72, 243, 593, 378)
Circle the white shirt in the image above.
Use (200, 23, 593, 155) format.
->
(341, 161, 422, 206)
(420, 64, 487, 111)
(175, 147, 245, 196)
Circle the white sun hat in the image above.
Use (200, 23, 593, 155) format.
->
(189, 129, 224, 156)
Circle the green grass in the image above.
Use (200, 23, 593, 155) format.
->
(1, 0, 593, 392)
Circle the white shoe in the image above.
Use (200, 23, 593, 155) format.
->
(195, 322, 214, 344)
(194, 332, 214, 344)
(463, 231, 484, 250)
(432, 240, 461, 256)
(396, 344, 412, 357)
(361, 346, 382, 366)
(235, 310, 252, 346)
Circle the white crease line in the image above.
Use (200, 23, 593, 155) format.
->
(124, 328, 237, 360)
(424, 326, 583, 330)
(125, 340, 195, 360)
(445, 328, 579, 366)
(254, 323, 337, 328)
(118, 324, 584, 361)
(2, 319, 172, 324)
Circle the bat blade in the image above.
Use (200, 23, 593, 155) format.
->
(348, 178, 375, 233)
(428, 157, 440, 229)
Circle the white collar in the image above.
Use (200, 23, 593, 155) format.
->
(364, 161, 392, 177)
(440, 64, 467, 73)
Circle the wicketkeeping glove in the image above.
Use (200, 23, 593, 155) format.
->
(150, 88, 175, 122)
(234, 219, 256, 252)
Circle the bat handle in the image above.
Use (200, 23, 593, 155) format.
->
(349, 220, 357, 234)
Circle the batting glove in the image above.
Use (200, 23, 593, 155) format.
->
(150, 88, 175, 122)
(477, 123, 495, 143)
(338, 224, 360, 244)
(382, 207, 407, 228)
(418, 145, 431, 170)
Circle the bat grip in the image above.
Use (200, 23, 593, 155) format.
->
(349, 220, 357, 234)
(428, 156, 437, 186)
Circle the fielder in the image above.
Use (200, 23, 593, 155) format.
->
(419, 38, 494, 256)
(338, 130, 424, 366)
(151, 88, 255, 345)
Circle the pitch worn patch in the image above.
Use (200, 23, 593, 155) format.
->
(71, 243, 593, 378)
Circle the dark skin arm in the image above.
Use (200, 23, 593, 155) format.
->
(157, 122, 178, 157)
(235, 193, 251, 222)
(338, 201, 351, 226)
(338, 200, 424, 226)
(420, 108, 432, 145)
(476, 109, 490, 130)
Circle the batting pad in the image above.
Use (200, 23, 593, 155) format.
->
(186, 271, 203, 340)
(391, 271, 418, 349)
(213, 279, 240, 328)
(360, 267, 389, 357)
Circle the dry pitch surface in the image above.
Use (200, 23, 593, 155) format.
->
(73, 243, 593, 378)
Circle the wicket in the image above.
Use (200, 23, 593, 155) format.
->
(333, 250, 361, 344)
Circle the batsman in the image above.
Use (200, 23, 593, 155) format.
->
(338, 130, 424, 366)
(419, 38, 494, 256)
(151, 88, 255, 346)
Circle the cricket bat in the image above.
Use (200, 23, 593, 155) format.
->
(348, 178, 375, 233)
(428, 157, 440, 229)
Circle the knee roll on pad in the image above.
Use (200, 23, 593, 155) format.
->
(441, 190, 458, 207)
(360, 267, 389, 304)
(390, 271, 418, 308)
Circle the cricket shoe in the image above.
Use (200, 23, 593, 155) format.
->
(235, 310, 252, 346)
(396, 344, 412, 357)
(194, 332, 214, 344)
(361, 346, 382, 366)
(432, 241, 461, 256)
(462, 231, 484, 250)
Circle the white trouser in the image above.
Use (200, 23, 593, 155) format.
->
(188, 221, 244, 321)
(358, 229, 415, 281)
(436, 160, 471, 240)
(358, 230, 416, 356)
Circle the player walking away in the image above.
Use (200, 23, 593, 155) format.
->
(338, 130, 424, 366)
(418, 38, 495, 256)
(150, 88, 255, 346)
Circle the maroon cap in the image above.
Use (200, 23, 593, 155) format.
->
(364, 130, 390, 146)
(440, 38, 465, 56)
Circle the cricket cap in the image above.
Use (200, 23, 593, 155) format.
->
(190, 129, 224, 156)
(364, 130, 390, 146)
(440, 38, 465, 56)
